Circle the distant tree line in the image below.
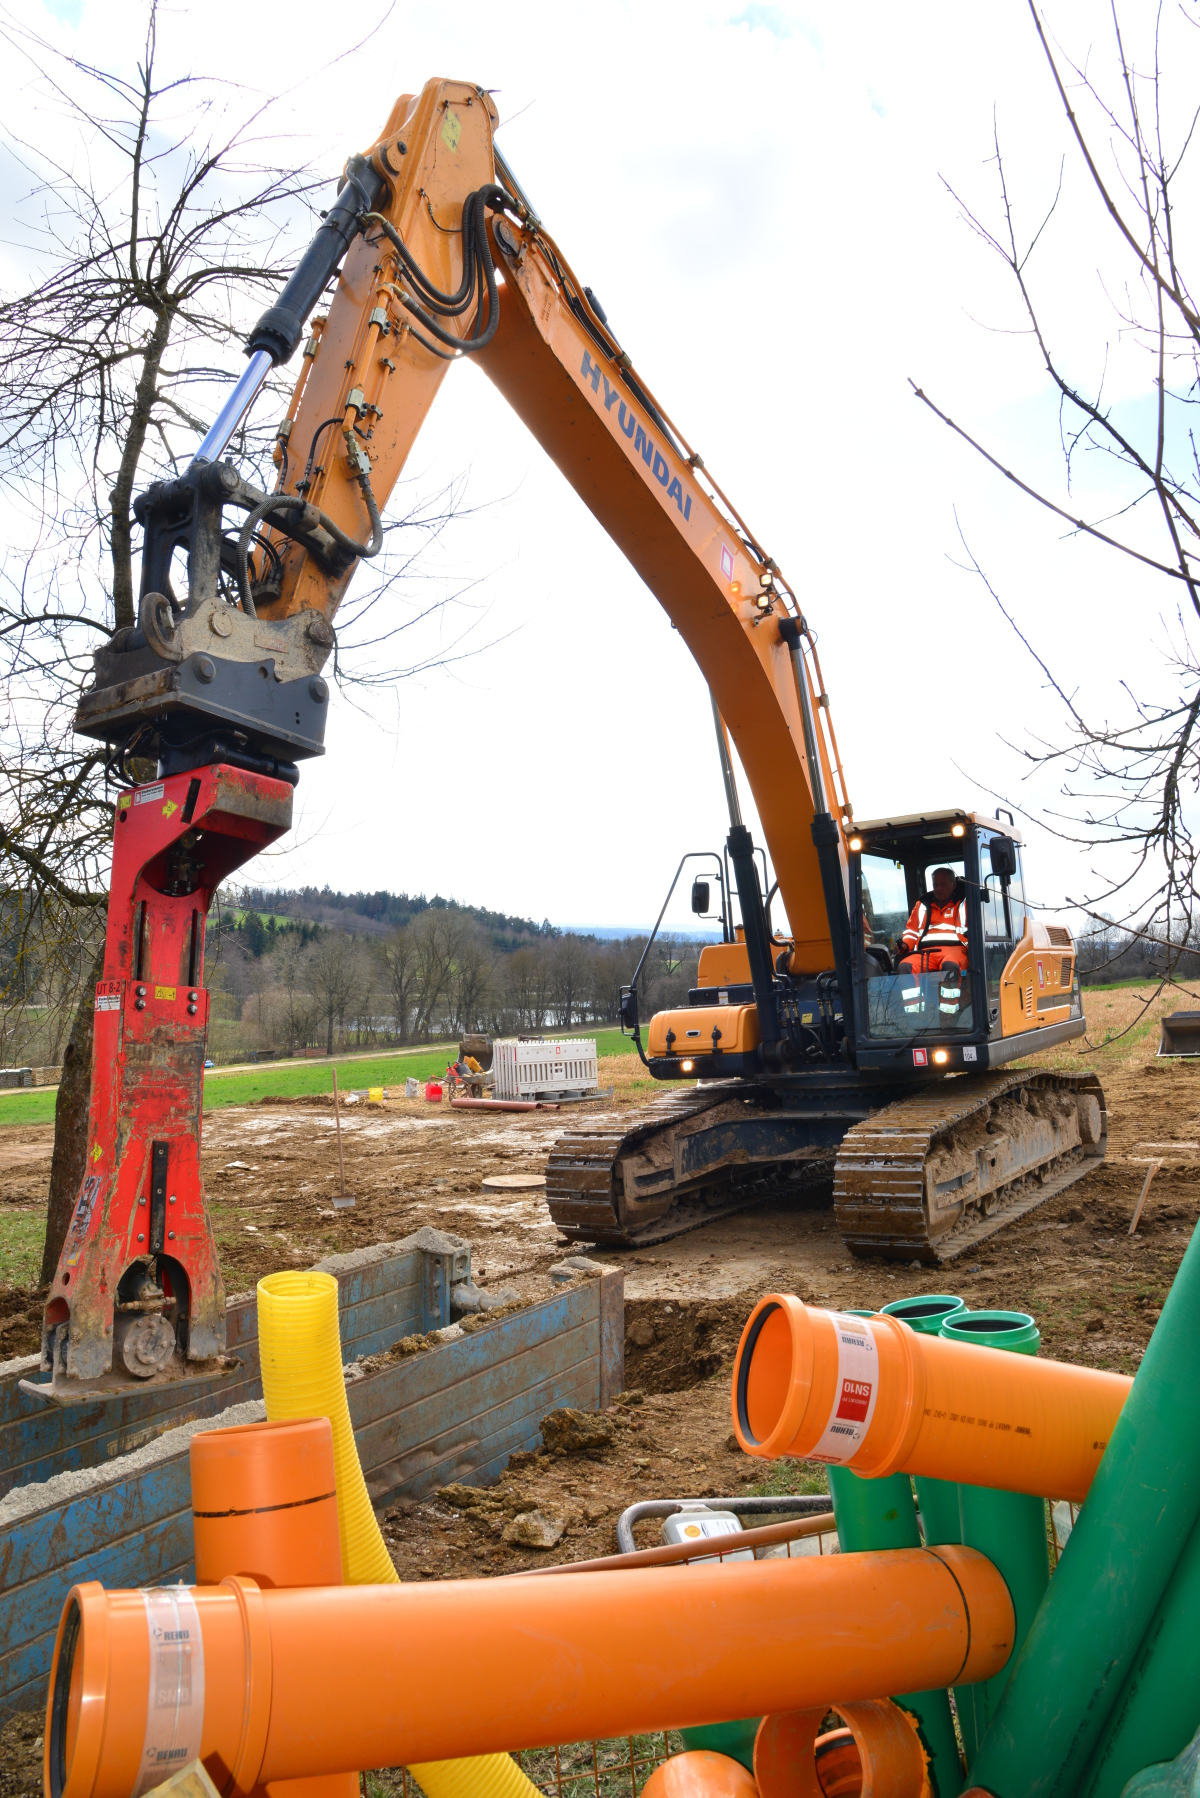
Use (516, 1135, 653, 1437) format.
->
(209, 901, 704, 1059)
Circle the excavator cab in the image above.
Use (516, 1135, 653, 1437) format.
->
(847, 809, 1085, 1074)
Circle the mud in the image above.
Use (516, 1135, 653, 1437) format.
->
(0, 1046, 1197, 1787)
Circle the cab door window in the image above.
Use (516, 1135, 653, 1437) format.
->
(981, 834, 1016, 1029)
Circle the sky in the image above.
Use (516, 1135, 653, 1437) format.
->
(10, 0, 1199, 934)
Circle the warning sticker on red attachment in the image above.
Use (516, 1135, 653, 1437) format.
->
(94, 980, 121, 1013)
(808, 1312, 881, 1464)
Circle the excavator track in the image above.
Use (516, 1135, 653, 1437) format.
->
(833, 1069, 1107, 1263)
(546, 1085, 841, 1248)
(545, 1068, 1107, 1259)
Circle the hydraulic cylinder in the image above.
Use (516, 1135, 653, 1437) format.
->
(968, 1222, 1200, 1798)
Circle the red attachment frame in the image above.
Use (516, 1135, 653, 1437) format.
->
(42, 765, 293, 1385)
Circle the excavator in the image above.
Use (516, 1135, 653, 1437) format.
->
(39, 79, 1106, 1395)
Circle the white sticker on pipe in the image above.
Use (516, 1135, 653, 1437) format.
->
(134, 1587, 205, 1796)
(808, 1312, 881, 1464)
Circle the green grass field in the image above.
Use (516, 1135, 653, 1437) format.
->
(0, 1027, 636, 1127)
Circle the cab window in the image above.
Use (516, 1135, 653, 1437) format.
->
(860, 854, 909, 949)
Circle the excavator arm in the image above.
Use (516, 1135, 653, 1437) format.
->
(78, 76, 853, 978)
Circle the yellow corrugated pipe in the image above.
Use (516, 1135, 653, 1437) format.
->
(257, 1270, 543, 1798)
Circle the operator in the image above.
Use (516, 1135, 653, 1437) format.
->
(899, 868, 968, 978)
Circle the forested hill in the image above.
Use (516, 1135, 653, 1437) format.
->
(236, 886, 556, 947)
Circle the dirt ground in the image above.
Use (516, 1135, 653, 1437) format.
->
(0, 989, 1197, 1791)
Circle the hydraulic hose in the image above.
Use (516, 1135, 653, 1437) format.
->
(236, 473, 383, 614)
(255, 1270, 539, 1798)
(732, 1297, 1130, 1502)
(364, 184, 517, 356)
(968, 1221, 1200, 1798)
(45, 1545, 1014, 1796)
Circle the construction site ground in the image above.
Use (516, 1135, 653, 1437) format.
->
(0, 981, 1197, 1792)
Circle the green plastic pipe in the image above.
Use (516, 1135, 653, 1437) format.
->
(880, 1295, 965, 1550)
(969, 1221, 1200, 1798)
(1079, 1509, 1200, 1798)
(826, 1309, 964, 1798)
(938, 1311, 1048, 1769)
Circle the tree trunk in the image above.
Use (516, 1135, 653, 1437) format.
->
(40, 939, 104, 1283)
(326, 1010, 334, 1055)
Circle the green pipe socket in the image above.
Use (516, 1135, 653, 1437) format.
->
(880, 1295, 965, 1550)
(827, 1308, 963, 1798)
(970, 1221, 1200, 1798)
(679, 1719, 759, 1772)
(1079, 1509, 1200, 1798)
(939, 1312, 1048, 1771)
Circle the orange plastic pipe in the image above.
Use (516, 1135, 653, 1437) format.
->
(191, 1417, 343, 1589)
(754, 1702, 929, 1798)
(641, 1751, 759, 1798)
(47, 1546, 1012, 1796)
(190, 1418, 357, 1798)
(732, 1297, 1130, 1501)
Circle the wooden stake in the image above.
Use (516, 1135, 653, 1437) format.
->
(1129, 1160, 1163, 1235)
(331, 1067, 353, 1206)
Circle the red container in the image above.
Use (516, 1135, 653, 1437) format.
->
(425, 1080, 443, 1102)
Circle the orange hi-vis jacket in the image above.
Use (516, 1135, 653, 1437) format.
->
(902, 893, 968, 954)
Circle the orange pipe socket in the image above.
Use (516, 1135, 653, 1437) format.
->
(46, 1546, 1012, 1797)
(754, 1702, 929, 1798)
(642, 1752, 759, 1798)
(191, 1418, 357, 1798)
(732, 1297, 1131, 1501)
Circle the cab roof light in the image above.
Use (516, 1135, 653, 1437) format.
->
(951, 823, 966, 838)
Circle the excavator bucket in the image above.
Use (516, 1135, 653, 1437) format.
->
(1157, 1012, 1200, 1057)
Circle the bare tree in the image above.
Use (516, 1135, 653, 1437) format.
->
(304, 933, 364, 1056)
(550, 934, 588, 1031)
(378, 926, 419, 1043)
(913, 0, 1200, 970)
(410, 911, 466, 1039)
(0, 9, 488, 1276)
(447, 924, 495, 1035)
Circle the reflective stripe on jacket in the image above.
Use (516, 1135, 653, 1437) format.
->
(902, 896, 968, 951)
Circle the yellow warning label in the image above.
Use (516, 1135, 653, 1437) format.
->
(441, 109, 461, 151)
(155, 986, 177, 1001)
(161, 800, 178, 819)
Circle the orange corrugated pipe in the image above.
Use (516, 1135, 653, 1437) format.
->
(732, 1297, 1130, 1501)
(46, 1545, 1012, 1797)
(190, 1417, 357, 1798)
(754, 1701, 929, 1798)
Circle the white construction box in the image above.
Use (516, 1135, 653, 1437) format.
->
(492, 1038, 599, 1101)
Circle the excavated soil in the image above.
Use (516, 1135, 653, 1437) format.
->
(0, 1018, 1198, 1791)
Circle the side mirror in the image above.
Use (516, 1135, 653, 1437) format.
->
(989, 836, 1017, 880)
(691, 879, 710, 915)
(618, 985, 639, 1034)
